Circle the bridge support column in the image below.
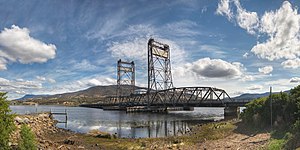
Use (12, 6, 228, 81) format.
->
(224, 106, 240, 120)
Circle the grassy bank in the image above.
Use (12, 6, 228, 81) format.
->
(64, 120, 237, 149)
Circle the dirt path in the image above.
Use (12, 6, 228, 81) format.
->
(199, 132, 270, 150)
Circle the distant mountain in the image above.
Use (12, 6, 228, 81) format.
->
(233, 90, 290, 101)
(16, 94, 49, 101)
(15, 85, 146, 105)
(233, 92, 270, 100)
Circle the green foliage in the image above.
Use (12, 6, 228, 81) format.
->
(241, 92, 297, 128)
(241, 85, 300, 149)
(241, 96, 267, 126)
(293, 120, 300, 133)
(290, 85, 300, 99)
(19, 124, 36, 150)
(0, 92, 15, 150)
(267, 139, 286, 150)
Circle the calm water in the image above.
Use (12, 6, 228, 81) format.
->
(10, 105, 224, 138)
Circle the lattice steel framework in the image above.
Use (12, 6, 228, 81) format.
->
(117, 59, 135, 97)
(148, 38, 173, 92)
(102, 86, 233, 107)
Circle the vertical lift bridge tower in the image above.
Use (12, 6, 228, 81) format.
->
(117, 59, 135, 97)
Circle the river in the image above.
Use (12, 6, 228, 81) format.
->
(10, 105, 225, 138)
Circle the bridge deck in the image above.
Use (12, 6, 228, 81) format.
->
(80, 100, 248, 108)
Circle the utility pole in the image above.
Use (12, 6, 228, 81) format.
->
(270, 86, 272, 129)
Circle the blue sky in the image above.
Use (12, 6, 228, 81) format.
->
(1, 0, 300, 99)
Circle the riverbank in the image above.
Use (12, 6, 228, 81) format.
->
(11, 113, 271, 149)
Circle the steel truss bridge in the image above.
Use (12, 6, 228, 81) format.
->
(81, 39, 250, 110)
(82, 86, 249, 108)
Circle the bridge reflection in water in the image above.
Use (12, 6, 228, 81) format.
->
(116, 119, 214, 138)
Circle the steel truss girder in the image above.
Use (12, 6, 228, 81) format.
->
(102, 86, 232, 107)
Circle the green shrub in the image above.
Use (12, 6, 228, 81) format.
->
(19, 124, 36, 150)
(241, 85, 300, 149)
(267, 139, 286, 150)
(0, 92, 15, 149)
(241, 92, 297, 128)
(293, 120, 300, 133)
(240, 96, 268, 127)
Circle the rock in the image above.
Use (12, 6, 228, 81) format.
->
(14, 116, 23, 124)
(96, 134, 112, 139)
(88, 129, 113, 139)
(64, 139, 75, 145)
(141, 142, 146, 147)
(40, 140, 46, 144)
(23, 118, 30, 124)
(38, 113, 49, 118)
(78, 146, 85, 149)
(172, 139, 181, 144)
(58, 145, 65, 149)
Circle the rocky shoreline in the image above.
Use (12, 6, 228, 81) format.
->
(11, 113, 271, 150)
(12, 113, 81, 149)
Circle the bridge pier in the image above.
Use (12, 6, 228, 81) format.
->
(224, 106, 240, 119)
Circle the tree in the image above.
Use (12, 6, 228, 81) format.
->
(18, 124, 36, 150)
(241, 92, 294, 128)
(0, 92, 15, 149)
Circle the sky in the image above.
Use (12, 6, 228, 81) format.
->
(1, 0, 300, 99)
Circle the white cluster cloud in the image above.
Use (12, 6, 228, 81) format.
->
(264, 78, 300, 92)
(36, 76, 56, 83)
(53, 77, 116, 94)
(72, 59, 98, 71)
(216, 0, 233, 20)
(281, 58, 300, 69)
(0, 77, 42, 97)
(240, 75, 255, 81)
(108, 37, 148, 61)
(216, 0, 258, 34)
(8, 76, 116, 100)
(234, 0, 259, 34)
(36, 76, 46, 81)
(252, 1, 300, 61)
(107, 37, 186, 65)
(290, 77, 300, 83)
(216, 1, 300, 68)
(258, 66, 273, 74)
(242, 52, 249, 58)
(0, 75, 58, 99)
(182, 57, 243, 78)
(0, 25, 56, 70)
(86, 78, 115, 86)
(163, 20, 199, 37)
(199, 45, 227, 58)
(247, 85, 263, 90)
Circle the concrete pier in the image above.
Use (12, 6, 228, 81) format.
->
(126, 106, 194, 113)
(224, 106, 240, 119)
(102, 106, 126, 111)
